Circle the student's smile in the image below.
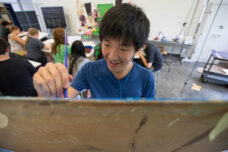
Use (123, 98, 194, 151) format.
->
(108, 60, 121, 68)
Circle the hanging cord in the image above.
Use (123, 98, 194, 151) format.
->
(187, 0, 200, 35)
(181, 0, 201, 38)
(181, 0, 223, 96)
(184, 0, 197, 25)
(178, 0, 196, 37)
(168, 0, 196, 63)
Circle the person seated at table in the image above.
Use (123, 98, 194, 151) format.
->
(52, 28, 71, 64)
(68, 40, 90, 78)
(33, 4, 155, 99)
(0, 21, 11, 44)
(0, 38, 37, 96)
(25, 28, 51, 66)
(134, 41, 163, 72)
(8, 25, 26, 56)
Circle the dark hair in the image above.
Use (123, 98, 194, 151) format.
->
(0, 38, 8, 55)
(1, 21, 10, 27)
(69, 40, 86, 75)
(99, 3, 150, 51)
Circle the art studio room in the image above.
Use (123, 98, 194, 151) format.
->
(0, 0, 227, 151)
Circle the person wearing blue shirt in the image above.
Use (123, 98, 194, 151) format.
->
(33, 3, 155, 99)
(72, 59, 154, 98)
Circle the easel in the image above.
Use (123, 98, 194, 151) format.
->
(0, 98, 227, 152)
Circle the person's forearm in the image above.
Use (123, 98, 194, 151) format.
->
(44, 44, 51, 50)
(139, 54, 150, 69)
(18, 38, 25, 46)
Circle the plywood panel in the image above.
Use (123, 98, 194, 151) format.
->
(0, 98, 227, 152)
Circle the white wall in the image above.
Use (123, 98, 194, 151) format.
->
(191, 1, 228, 62)
(32, 0, 205, 38)
(1, 0, 44, 31)
(19, 0, 35, 11)
(129, 0, 203, 38)
(0, 0, 35, 11)
(0, 0, 20, 11)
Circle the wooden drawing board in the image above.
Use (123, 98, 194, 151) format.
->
(0, 98, 227, 152)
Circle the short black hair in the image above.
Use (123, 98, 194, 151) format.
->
(99, 3, 150, 51)
(0, 38, 8, 55)
(1, 21, 10, 27)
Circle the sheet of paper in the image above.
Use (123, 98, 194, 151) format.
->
(28, 60, 41, 68)
(191, 83, 201, 91)
(68, 36, 81, 45)
(221, 69, 228, 75)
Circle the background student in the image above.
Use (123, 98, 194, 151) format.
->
(68, 40, 90, 78)
(25, 28, 51, 66)
(8, 25, 26, 55)
(0, 38, 37, 96)
(134, 41, 163, 71)
(52, 28, 71, 64)
(0, 21, 11, 44)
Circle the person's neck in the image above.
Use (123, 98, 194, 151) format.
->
(0, 54, 10, 61)
(30, 35, 37, 39)
(113, 61, 133, 80)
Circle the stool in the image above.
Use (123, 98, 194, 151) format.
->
(163, 61, 170, 72)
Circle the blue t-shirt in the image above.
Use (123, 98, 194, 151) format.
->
(71, 59, 155, 99)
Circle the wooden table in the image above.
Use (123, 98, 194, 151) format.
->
(151, 40, 193, 64)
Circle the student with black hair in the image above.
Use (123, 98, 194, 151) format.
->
(68, 40, 90, 78)
(0, 21, 11, 43)
(33, 3, 155, 99)
(134, 42, 163, 72)
(0, 38, 37, 96)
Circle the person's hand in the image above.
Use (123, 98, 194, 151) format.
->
(33, 63, 73, 97)
(135, 51, 143, 57)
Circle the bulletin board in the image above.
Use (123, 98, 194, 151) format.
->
(15, 11, 41, 31)
(41, 7, 67, 29)
(97, 4, 113, 22)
